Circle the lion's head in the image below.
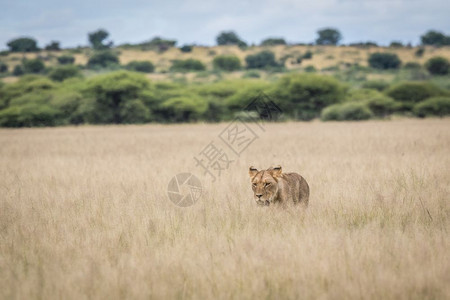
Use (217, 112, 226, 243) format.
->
(249, 165, 282, 206)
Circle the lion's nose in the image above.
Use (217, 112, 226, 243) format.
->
(256, 194, 263, 199)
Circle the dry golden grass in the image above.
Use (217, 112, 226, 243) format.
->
(0, 119, 449, 299)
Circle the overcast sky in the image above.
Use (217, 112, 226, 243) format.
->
(0, 0, 449, 49)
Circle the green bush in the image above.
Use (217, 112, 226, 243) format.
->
(421, 30, 450, 46)
(0, 63, 7, 73)
(368, 53, 401, 69)
(0, 102, 59, 127)
(120, 99, 151, 123)
(413, 97, 450, 117)
(385, 82, 444, 107)
(273, 73, 346, 120)
(403, 62, 422, 69)
(213, 55, 241, 71)
(84, 71, 152, 123)
(302, 51, 313, 59)
(170, 59, 205, 72)
(22, 58, 45, 73)
(304, 66, 316, 72)
(389, 41, 403, 48)
(242, 70, 261, 78)
(125, 61, 155, 73)
(160, 95, 207, 122)
(216, 31, 247, 47)
(49, 90, 84, 124)
(321, 102, 373, 121)
(179, 45, 193, 53)
(48, 65, 81, 82)
(245, 50, 278, 69)
(45, 41, 61, 51)
(361, 80, 390, 91)
(346, 88, 383, 102)
(425, 56, 450, 75)
(260, 38, 286, 46)
(365, 96, 400, 118)
(415, 47, 425, 57)
(57, 55, 75, 64)
(133, 37, 177, 52)
(225, 81, 271, 112)
(87, 50, 119, 68)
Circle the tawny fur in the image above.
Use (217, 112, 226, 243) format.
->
(249, 165, 309, 206)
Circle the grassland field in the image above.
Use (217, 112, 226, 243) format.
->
(0, 119, 449, 299)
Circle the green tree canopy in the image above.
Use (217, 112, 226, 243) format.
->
(45, 41, 61, 51)
(368, 53, 401, 69)
(88, 29, 113, 50)
(425, 56, 450, 75)
(22, 59, 45, 74)
(213, 55, 241, 71)
(84, 71, 152, 124)
(216, 31, 247, 47)
(87, 51, 119, 68)
(245, 50, 279, 69)
(7, 37, 39, 52)
(420, 30, 450, 46)
(272, 73, 346, 120)
(260, 38, 287, 46)
(316, 28, 342, 45)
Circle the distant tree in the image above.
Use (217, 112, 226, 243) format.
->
(216, 31, 247, 47)
(415, 47, 425, 57)
(45, 41, 61, 51)
(144, 37, 177, 52)
(22, 58, 45, 73)
(245, 50, 279, 69)
(84, 71, 151, 124)
(7, 37, 39, 52)
(420, 30, 450, 46)
(13, 65, 24, 76)
(368, 53, 401, 69)
(302, 50, 313, 59)
(170, 59, 205, 72)
(0, 63, 8, 73)
(88, 29, 113, 50)
(180, 45, 193, 53)
(316, 28, 342, 45)
(213, 55, 241, 71)
(87, 51, 119, 68)
(260, 38, 287, 46)
(48, 65, 81, 82)
(349, 41, 378, 48)
(125, 61, 155, 73)
(389, 41, 403, 48)
(425, 57, 450, 75)
(57, 55, 75, 65)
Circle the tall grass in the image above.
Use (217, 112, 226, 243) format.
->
(0, 119, 449, 299)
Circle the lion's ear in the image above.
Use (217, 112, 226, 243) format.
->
(270, 165, 282, 177)
(249, 166, 258, 178)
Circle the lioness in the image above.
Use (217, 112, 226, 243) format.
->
(249, 165, 309, 206)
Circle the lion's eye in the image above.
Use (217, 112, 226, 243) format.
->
(265, 182, 271, 187)
(252, 183, 256, 187)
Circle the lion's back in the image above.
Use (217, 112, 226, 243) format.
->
(281, 172, 309, 205)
